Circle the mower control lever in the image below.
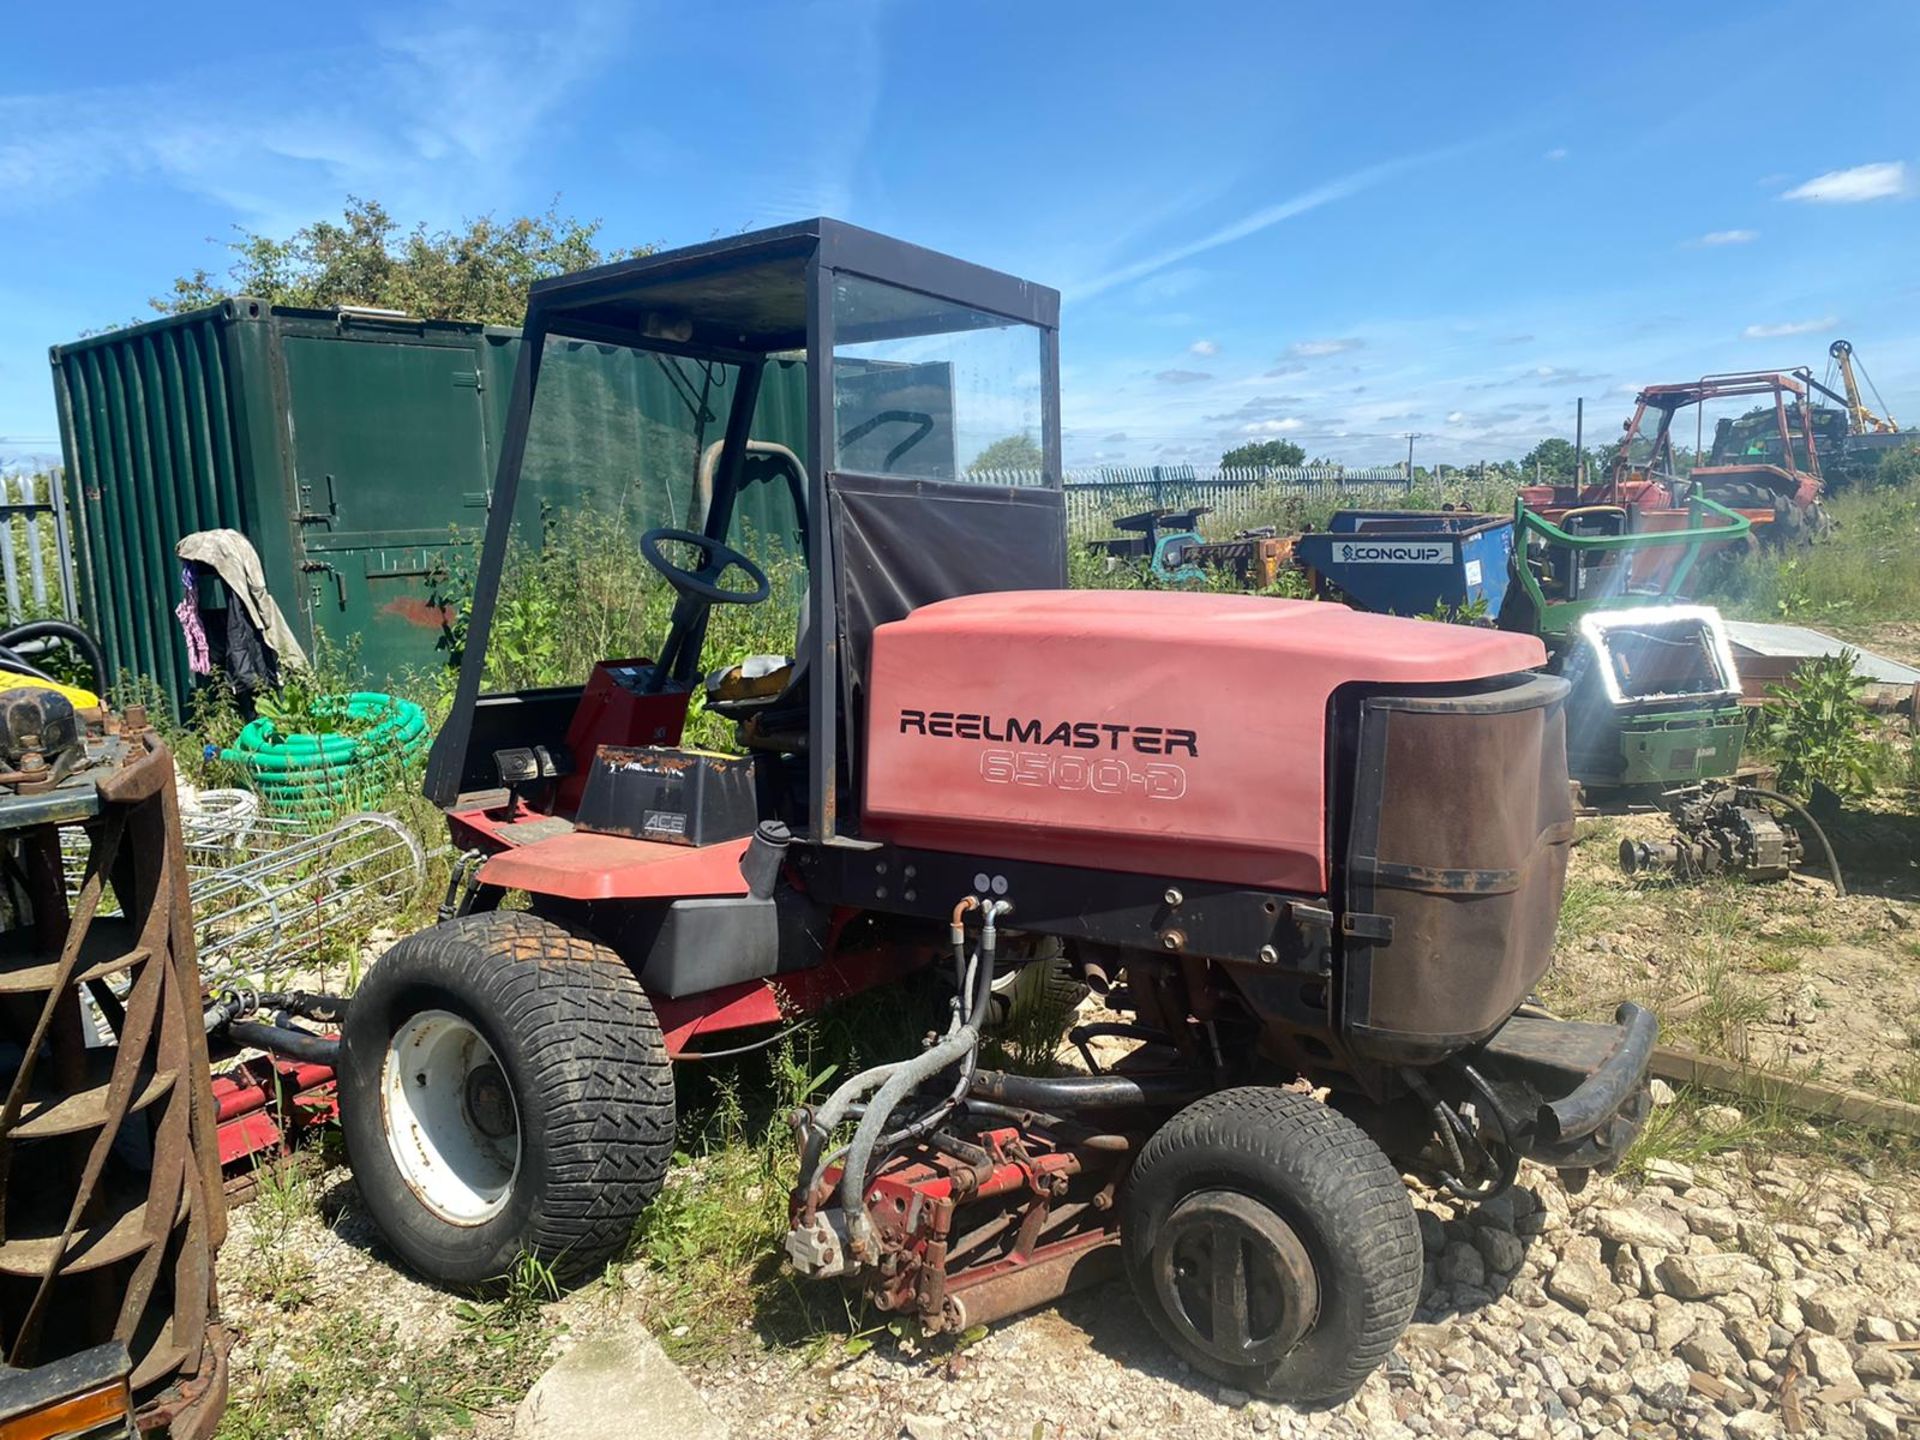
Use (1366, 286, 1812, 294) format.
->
(639, 527, 771, 606)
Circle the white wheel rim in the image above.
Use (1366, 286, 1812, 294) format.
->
(380, 1009, 521, 1225)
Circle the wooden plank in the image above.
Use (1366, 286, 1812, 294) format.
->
(1650, 1043, 1920, 1139)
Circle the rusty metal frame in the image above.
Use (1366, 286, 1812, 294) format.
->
(1616, 369, 1824, 490)
(0, 731, 227, 1437)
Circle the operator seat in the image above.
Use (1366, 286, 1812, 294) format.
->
(703, 588, 811, 751)
(696, 441, 814, 750)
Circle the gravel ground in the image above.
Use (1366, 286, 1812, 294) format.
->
(690, 1142, 1920, 1440)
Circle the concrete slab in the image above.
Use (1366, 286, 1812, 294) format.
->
(1722, 620, 1920, 706)
(513, 1328, 729, 1440)
(1724, 621, 1920, 685)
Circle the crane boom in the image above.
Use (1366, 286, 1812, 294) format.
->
(1829, 339, 1899, 434)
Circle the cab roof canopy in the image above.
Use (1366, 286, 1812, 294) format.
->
(526, 217, 1060, 358)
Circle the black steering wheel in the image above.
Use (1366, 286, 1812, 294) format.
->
(639, 528, 771, 606)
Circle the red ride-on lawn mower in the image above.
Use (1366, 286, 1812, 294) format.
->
(337, 220, 1655, 1404)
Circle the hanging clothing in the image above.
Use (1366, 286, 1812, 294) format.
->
(175, 564, 211, 676)
(175, 529, 310, 694)
(175, 531, 309, 663)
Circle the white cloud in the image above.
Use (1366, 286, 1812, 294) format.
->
(1543, 147, 1568, 162)
(1188, 338, 1219, 357)
(1286, 337, 1364, 359)
(1068, 150, 1431, 301)
(1693, 229, 1758, 246)
(1241, 418, 1304, 435)
(1743, 316, 1837, 339)
(1446, 411, 1466, 424)
(0, 0, 635, 227)
(1780, 162, 1912, 204)
(1155, 369, 1213, 385)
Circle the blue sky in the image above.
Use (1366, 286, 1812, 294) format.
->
(4, 0, 1918, 472)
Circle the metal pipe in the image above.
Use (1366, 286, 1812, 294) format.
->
(215, 1061, 336, 1123)
(945, 1236, 1122, 1332)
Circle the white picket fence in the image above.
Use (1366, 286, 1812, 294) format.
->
(1036, 464, 1409, 530)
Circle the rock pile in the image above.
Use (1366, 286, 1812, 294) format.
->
(1389, 1152, 1920, 1440)
(698, 1148, 1920, 1440)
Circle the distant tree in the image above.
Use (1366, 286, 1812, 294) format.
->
(1220, 438, 1306, 470)
(1521, 437, 1579, 479)
(154, 197, 648, 324)
(968, 433, 1046, 474)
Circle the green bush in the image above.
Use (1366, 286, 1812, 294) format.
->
(1757, 649, 1877, 799)
(428, 503, 802, 753)
(1875, 442, 1920, 491)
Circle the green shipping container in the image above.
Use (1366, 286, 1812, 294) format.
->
(50, 299, 807, 716)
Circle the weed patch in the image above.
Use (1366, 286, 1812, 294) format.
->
(217, 1252, 559, 1440)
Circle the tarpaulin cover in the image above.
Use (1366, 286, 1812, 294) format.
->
(829, 473, 1066, 813)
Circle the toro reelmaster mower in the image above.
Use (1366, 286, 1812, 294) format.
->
(338, 220, 1655, 1404)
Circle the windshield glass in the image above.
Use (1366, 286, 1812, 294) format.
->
(831, 275, 1047, 483)
(449, 336, 807, 696)
(1623, 402, 1719, 480)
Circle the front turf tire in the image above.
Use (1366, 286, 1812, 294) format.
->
(340, 911, 674, 1289)
(1120, 1086, 1422, 1404)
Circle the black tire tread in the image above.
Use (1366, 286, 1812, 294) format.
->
(341, 911, 673, 1284)
(1122, 1085, 1422, 1403)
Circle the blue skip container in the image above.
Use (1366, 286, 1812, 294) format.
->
(1294, 510, 1515, 618)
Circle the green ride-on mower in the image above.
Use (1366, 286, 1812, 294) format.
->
(332, 220, 1655, 1403)
(1506, 497, 1754, 797)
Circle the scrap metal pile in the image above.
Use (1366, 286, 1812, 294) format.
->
(64, 789, 428, 990)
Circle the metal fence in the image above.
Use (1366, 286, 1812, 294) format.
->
(1045, 464, 1410, 532)
(0, 471, 78, 625)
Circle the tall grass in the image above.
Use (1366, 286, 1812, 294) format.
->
(1702, 473, 1920, 623)
(430, 504, 803, 751)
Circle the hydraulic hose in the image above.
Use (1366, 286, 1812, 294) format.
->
(203, 988, 349, 1033)
(0, 621, 107, 694)
(0, 644, 57, 685)
(1734, 786, 1846, 897)
(839, 899, 1008, 1258)
(794, 897, 979, 1194)
(225, 1018, 340, 1067)
(865, 898, 1001, 1156)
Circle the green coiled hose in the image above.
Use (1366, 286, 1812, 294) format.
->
(219, 692, 429, 819)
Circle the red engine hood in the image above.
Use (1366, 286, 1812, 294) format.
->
(861, 591, 1547, 894)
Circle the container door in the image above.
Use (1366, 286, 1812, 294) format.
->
(282, 335, 492, 688)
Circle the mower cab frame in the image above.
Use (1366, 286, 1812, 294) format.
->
(425, 217, 1064, 847)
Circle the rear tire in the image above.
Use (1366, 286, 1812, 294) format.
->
(340, 911, 674, 1288)
(1120, 1087, 1421, 1404)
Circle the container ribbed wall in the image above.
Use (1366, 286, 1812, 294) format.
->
(52, 303, 809, 717)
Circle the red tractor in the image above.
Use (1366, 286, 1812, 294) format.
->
(1521, 373, 1827, 556)
(338, 220, 1654, 1403)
